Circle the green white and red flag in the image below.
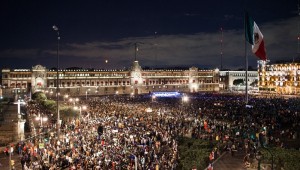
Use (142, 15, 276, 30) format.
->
(245, 12, 267, 60)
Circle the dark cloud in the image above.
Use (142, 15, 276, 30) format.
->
(0, 0, 298, 70)
(18, 15, 290, 70)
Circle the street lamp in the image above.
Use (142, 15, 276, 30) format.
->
(255, 151, 263, 170)
(35, 113, 48, 134)
(64, 94, 69, 102)
(86, 89, 90, 100)
(262, 147, 274, 170)
(74, 105, 87, 120)
(181, 95, 189, 113)
(69, 98, 79, 106)
(69, 98, 73, 105)
(128, 153, 138, 170)
(182, 95, 189, 103)
(49, 90, 53, 99)
(152, 95, 156, 102)
(8, 143, 13, 170)
(35, 114, 48, 128)
(0, 96, 3, 113)
(53, 25, 60, 136)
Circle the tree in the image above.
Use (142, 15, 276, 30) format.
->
(59, 107, 79, 121)
(32, 92, 47, 103)
(42, 100, 56, 113)
(250, 79, 258, 87)
(233, 79, 244, 86)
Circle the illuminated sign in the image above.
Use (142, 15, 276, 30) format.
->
(152, 91, 181, 98)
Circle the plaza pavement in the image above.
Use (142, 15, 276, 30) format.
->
(211, 149, 247, 170)
(0, 152, 22, 170)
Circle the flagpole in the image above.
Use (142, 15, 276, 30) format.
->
(220, 27, 223, 70)
(134, 42, 137, 61)
(244, 12, 249, 104)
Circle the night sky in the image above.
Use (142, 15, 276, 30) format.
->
(0, 0, 298, 71)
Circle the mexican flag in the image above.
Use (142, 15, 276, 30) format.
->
(245, 12, 267, 60)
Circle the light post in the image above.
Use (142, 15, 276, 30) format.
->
(35, 113, 48, 142)
(64, 94, 69, 102)
(53, 25, 60, 136)
(45, 90, 49, 98)
(255, 151, 263, 170)
(69, 98, 79, 106)
(134, 154, 138, 170)
(128, 153, 138, 170)
(35, 113, 48, 130)
(86, 89, 90, 100)
(69, 98, 73, 106)
(152, 95, 156, 102)
(182, 95, 189, 103)
(181, 95, 189, 113)
(50, 90, 53, 99)
(74, 105, 87, 120)
(262, 147, 274, 170)
(0, 96, 3, 113)
(9, 144, 13, 170)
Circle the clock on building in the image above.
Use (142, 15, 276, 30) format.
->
(133, 72, 141, 78)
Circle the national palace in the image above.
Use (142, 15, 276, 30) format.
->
(1, 60, 300, 98)
(0, 61, 220, 98)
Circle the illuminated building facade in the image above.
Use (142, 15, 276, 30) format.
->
(258, 60, 300, 94)
(219, 71, 258, 91)
(1, 61, 220, 98)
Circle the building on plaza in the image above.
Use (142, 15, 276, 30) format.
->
(1, 60, 220, 98)
(257, 60, 300, 94)
(219, 70, 258, 92)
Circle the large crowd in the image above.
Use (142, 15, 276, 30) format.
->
(7, 93, 300, 169)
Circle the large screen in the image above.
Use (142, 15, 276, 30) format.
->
(152, 91, 181, 98)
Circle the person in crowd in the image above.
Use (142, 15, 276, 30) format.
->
(17, 93, 299, 169)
